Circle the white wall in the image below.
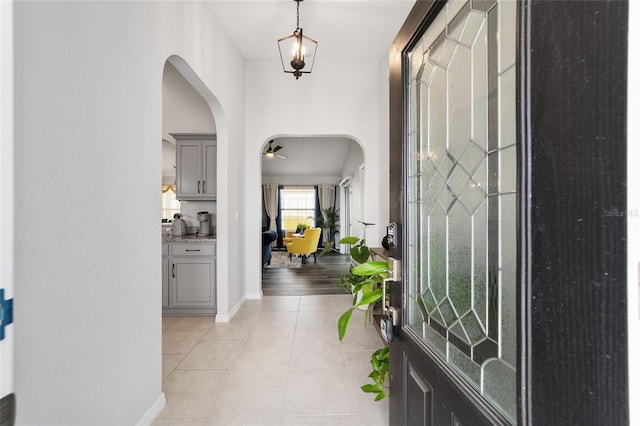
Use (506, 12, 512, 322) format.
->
(0, 0, 15, 403)
(377, 54, 391, 234)
(244, 59, 388, 297)
(12, 1, 244, 424)
(162, 62, 216, 141)
(340, 142, 366, 187)
(340, 141, 366, 244)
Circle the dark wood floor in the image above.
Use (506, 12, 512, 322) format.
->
(262, 250, 352, 296)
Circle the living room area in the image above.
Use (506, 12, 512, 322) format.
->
(260, 136, 365, 296)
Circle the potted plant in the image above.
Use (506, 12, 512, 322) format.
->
(316, 206, 340, 250)
(335, 235, 390, 401)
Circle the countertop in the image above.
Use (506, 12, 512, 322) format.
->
(163, 234, 217, 243)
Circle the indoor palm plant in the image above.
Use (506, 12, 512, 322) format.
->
(336, 235, 390, 401)
(316, 206, 340, 250)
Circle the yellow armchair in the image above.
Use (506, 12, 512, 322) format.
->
(286, 227, 322, 262)
(283, 226, 306, 245)
(282, 230, 296, 245)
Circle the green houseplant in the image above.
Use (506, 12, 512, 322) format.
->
(336, 235, 390, 401)
(316, 206, 340, 250)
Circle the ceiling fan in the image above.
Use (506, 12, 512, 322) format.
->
(263, 140, 287, 159)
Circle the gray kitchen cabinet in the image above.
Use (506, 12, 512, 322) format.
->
(172, 133, 216, 200)
(171, 259, 215, 308)
(202, 141, 217, 198)
(163, 241, 216, 315)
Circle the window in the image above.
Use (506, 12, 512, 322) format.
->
(162, 185, 181, 221)
(280, 187, 315, 230)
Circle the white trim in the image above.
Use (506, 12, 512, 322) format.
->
(246, 292, 263, 300)
(136, 393, 166, 426)
(216, 295, 247, 323)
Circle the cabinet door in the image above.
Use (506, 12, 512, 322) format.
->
(162, 257, 169, 308)
(170, 258, 215, 308)
(202, 142, 217, 199)
(176, 142, 201, 199)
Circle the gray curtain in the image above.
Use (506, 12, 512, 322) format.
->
(263, 184, 279, 234)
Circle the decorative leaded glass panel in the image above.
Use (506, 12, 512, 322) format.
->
(406, 0, 517, 422)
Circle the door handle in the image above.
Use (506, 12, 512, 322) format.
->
(203, 180, 206, 193)
(172, 263, 175, 278)
(198, 180, 201, 193)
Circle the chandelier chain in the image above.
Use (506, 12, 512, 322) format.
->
(296, 0, 300, 29)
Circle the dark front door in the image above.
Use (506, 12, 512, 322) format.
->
(387, 1, 628, 424)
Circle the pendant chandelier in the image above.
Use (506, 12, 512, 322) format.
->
(277, 0, 318, 80)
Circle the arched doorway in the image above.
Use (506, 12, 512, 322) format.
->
(259, 135, 364, 296)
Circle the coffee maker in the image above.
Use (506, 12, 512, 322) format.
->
(197, 211, 210, 236)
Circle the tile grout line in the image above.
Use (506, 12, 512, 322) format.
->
(158, 295, 385, 424)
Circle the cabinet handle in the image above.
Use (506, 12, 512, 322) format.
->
(198, 180, 201, 193)
(172, 263, 175, 278)
(185, 249, 201, 252)
(203, 180, 206, 193)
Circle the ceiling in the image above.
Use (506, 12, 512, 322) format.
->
(164, 1, 414, 181)
(205, 0, 415, 62)
(209, 1, 414, 179)
(261, 136, 361, 178)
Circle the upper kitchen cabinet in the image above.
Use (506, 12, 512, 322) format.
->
(172, 133, 217, 200)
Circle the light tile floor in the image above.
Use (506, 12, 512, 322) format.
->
(154, 295, 389, 426)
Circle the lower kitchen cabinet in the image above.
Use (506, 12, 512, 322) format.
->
(171, 259, 215, 307)
(163, 241, 216, 315)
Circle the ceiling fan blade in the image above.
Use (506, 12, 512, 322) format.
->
(273, 145, 283, 152)
(276, 153, 288, 159)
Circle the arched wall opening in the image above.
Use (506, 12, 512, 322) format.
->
(161, 55, 232, 320)
(258, 134, 366, 292)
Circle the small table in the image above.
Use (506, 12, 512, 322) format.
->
(369, 247, 389, 261)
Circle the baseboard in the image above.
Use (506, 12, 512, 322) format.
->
(136, 392, 166, 426)
(216, 295, 247, 323)
(246, 291, 263, 300)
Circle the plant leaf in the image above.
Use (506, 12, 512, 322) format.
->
(337, 308, 353, 341)
(352, 261, 388, 276)
(352, 282, 364, 295)
(361, 281, 374, 294)
(356, 289, 382, 307)
(373, 347, 390, 359)
(371, 355, 380, 370)
(374, 392, 387, 401)
(361, 384, 382, 393)
(339, 236, 360, 245)
(350, 245, 370, 264)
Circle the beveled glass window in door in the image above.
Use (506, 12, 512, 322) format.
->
(405, 0, 517, 422)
